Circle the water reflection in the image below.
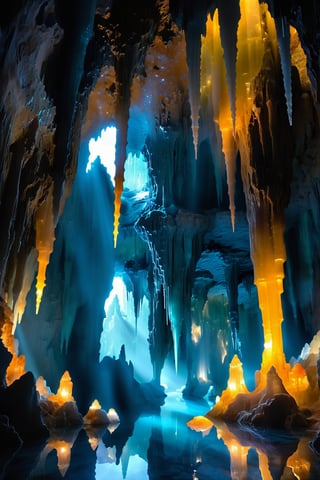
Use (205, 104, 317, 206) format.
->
(6, 392, 320, 479)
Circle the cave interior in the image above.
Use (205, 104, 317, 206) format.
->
(1, 0, 320, 478)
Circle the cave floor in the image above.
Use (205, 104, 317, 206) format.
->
(3, 392, 320, 479)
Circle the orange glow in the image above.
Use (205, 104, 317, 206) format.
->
(12, 249, 37, 330)
(290, 26, 313, 93)
(196, 1, 317, 419)
(36, 375, 51, 397)
(214, 421, 250, 480)
(89, 399, 102, 410)
(186, 415, 213, 436)
(202, 10, 237, 229)
(285, 439, 311, 480)
(191, 323, 202, 344)
(1, 321, 26, 386)
(6, 354, 26, 386)
(35, 183, 55, 314)
(81, 65, 117, 140)
(256, 451, 273, 480)
(113, 177, 122, 247)
(289, 363, 309, 392)
(212, 354, 248, 417)
(55, 441, 71, 477)
(50, 370, 75, 405)
(235, 0, 264, 134)
(44, 438, 74, 477)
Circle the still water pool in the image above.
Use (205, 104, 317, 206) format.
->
(5, 391, 320, 479)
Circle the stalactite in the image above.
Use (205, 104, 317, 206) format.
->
(12, 249, 37, 330)
(217, 0, 240, 129)
(275, 16, 293, 126)
(202, 9, 238, 230)
(113, 81, 129, 248)
(35, 182, 55, 314)
(185, 24, 201, 159)
(235, 0, 264, 136)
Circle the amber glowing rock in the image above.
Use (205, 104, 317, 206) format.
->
(35, 183, 55, 314)
(83, 399, 109, 426)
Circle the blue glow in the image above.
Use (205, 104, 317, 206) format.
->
(86, 128, 150, 198)
(89, 127, 153, 380)
(95, 454, 148, 480)
(100, 274, 153, 382)
(123, 152, 149, 192)
(87, 126, 117, 179)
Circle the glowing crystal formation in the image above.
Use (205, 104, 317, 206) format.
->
(211, 354, 248, 417)
(35, 183, 55, 314)
(50, 370, 75, 405)
(1, 321, 26, 386)
(215, 422, 250, 480)
(13, 249, 37, 330)
(201, 10, 237, 229)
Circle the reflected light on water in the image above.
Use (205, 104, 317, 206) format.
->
(95, 454, 148, 480)
(14, 392, 320, 480)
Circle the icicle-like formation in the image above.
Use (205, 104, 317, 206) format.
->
(113, 159, 124, 248)
(113, 64, 131, 248)
(235, 0, 264, 135)
(12, 249, 37, 330)
(35, 183, 55, 314)
(275, 16, 292, 125)
(185, 26, 201, 159)
(203, 9, 238, 230)
(217, 0, 240, 130)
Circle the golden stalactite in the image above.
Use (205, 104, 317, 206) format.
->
(35, 182, 55, 314)
(202, 9, 237, 230)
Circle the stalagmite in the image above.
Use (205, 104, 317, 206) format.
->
(49, 370, 75, 405)
(235, 1, 288, 387)
(35, 183, 55, 314)
(211, 354, 248, 417)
